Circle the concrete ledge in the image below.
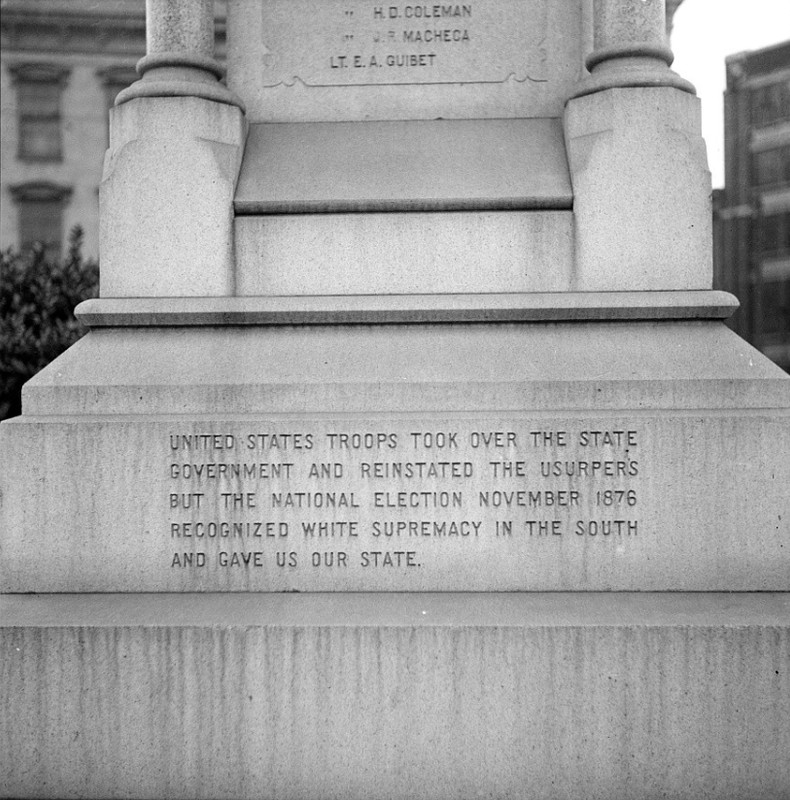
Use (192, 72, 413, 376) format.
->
(2, 592, 789, 799)
(2, 591, 789, 627)
(76, 291, 739, 328)
(18, 321, 790, 416)
(234, 119, 572, 215)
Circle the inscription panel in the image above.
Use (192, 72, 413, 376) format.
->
(164, 420, 643, 588)
(227, 0, 582, 121)
(258, 0, 547, 87)
(5, 414, 788, 592)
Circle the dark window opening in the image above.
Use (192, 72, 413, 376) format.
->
(10, 182, 73, 257)
(760, 211, 790, 257)
(760, 277, 790, 338)
(9, 63, 70, 162)
(752, 145, 790, 188)
(750, 79, 790, 127)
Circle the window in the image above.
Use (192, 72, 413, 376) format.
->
(97, 66, 138, 112)
(760, 212, 790, 257)
(760, 276, 790, 338)
(751, 80, 790, 128)
(9, 63, 70, 162)
(10, 182, 73, 256)
(752, 145, 790, 189)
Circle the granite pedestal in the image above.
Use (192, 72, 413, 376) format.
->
(2, 0, 789, 797)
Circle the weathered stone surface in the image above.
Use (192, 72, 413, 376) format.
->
(146, 0, 215, 57)
(2, 322, 788, 593)
(565, 87, 712, 291)
(17, 322, 789, 416)
(100, 97, 246, 297)
(592, 0, 666, 53)
(235, 210, 573, 295)
(3, 1, 789, 796)
(2, 593, 789, 799)
(2, 410, 788, 593)
(226, 0, 585, 122)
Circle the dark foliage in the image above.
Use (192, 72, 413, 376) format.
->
(1, 227, 98, 420)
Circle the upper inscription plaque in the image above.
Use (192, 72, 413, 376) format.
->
(259, 0, 547, 87)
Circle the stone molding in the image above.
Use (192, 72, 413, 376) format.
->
(1, 6, 226, 59)
(6, 61, 70, 85)
(9, 180, 72, 203)
(75, 292, 739, 328)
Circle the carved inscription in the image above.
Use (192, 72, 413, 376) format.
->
(167, 424, 642, 580)
(260, 0, 547, 87)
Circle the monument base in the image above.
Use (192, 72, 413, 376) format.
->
(2, 307, 788, 795)
(2, 592, 789, 799)
(2, 311, 788, 592)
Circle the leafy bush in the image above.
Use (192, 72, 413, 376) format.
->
(0, 227, 98, 420)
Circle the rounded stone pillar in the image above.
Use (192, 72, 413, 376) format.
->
(146, 0, 214, 57)
(572, 0, 694, 98)
(116, 0, 243, 109)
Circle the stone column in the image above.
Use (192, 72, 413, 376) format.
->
(574, 0, 694, 97)
(116, 0, 241, 108)
(564, 0, 711, 292)
(100, 0, 247, 297)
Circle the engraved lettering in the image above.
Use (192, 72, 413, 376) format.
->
(271, 492, 360, 509)
(360, 550, 419, 567)
(302, 521, 359, 537)
(470, 431, 518, 448)
(360, 460, 473, 478)
(164, 421, 646, 582)
(373, 491, 462, 508)
(218, 551, 265, 567)
(311, 551, 349, 567)
(525, 520, 563, 536)
(171, 552, 206, 567)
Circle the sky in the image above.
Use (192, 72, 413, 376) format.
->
(671, 0, 790, 188)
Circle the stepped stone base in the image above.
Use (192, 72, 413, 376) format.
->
(2, 314, 788, 796)
(2, 318, 788, 592)
(2, 592, 789, 800)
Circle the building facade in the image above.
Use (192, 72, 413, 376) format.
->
(0, 1, 149, 258)
(1, 1, 231, 259)
(715, 39, 790, 372)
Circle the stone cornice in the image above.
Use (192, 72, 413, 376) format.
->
(7, 62, 71, 85)
(10, 181, 73, 203)
(1, 8, 226, 60)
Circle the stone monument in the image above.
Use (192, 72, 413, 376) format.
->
(2, 0, 789, 796)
